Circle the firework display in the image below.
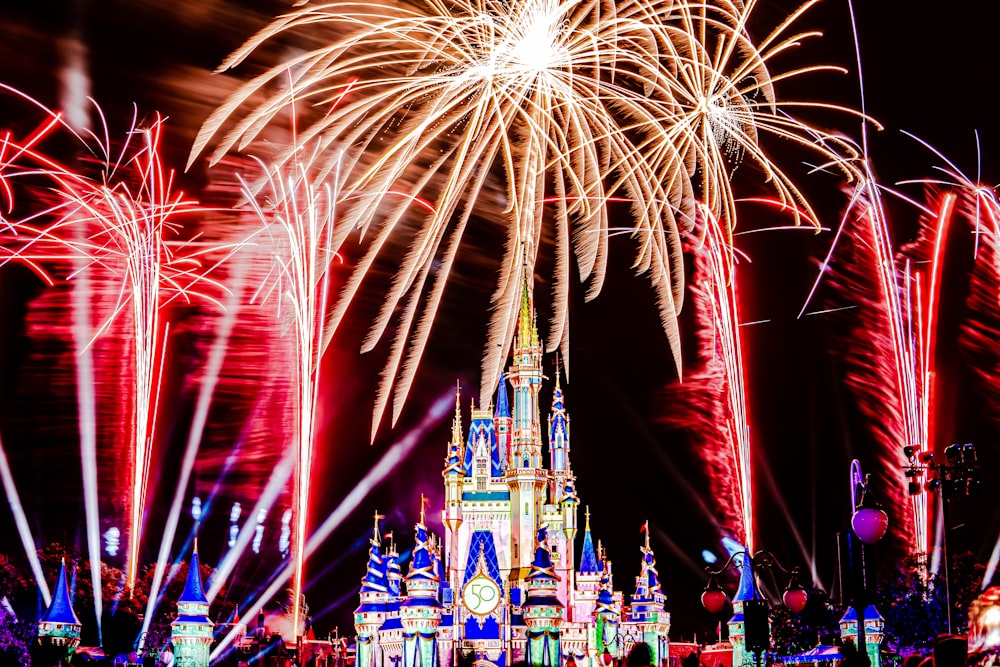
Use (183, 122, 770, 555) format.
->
(0, 0, 997, 659)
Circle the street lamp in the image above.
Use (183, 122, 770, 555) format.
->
(843, 460, 888, 667)
(701, 550, 808, 667)
(903, 442, 981, 633)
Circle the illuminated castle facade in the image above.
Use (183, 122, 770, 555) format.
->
(354, 290, 671, 667)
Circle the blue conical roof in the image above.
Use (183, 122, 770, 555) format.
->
(732, 552, 758, 603)
(361, 534, 389, 594)
(579, 512, 599, 575)
(840, 604, 884, 623)
(548, 375, 569, 471)
(406, 523, 437, 582)
(387, 548, 402, 597)
(180, 549, 210, 605)
(495, 373, 510, 419)
(41, 560, 80, 625)
(525, 525, 557, 582)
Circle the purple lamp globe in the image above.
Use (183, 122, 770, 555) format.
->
(852, 506, 889, 544)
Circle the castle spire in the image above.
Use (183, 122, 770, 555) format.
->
(452, 382, 463, 443)
(40, 559, 81, 627)
(172, 545, 214, 666)
(579, 507, 599, 575)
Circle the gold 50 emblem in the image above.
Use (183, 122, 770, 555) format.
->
(462, 574, 501, 616)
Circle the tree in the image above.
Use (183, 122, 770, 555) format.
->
(769, 587, 842, 656)
(875, 552, 984, 654)
(2, 543, 234, 656)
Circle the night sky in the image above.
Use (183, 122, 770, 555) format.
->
(0, 0, 999, 642)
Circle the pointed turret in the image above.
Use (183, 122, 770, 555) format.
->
(506, 276, 548, 580)
(548, 365, 570, 473)
(593, 563, 621, 663)
(443, 386, 464, 533)
(579, 509, 600, 576)
(495, 372, 511, 466)
(840, 605, 885, 667)
(386, 535, 403, 599)
(629, 524, 666, 615)
(728, 550, 762, 667)
(355, 513, 391, 667)
(37, 559, 82, 658)
(401, 501, 443, 667)
(522, 524, 563, 667)
(523, 524, 563, 613)
(624, 525, 670, 666)
(172, 545, 214, 667)
(509, 271, 543, 471)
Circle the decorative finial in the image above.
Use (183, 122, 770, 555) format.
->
(419, 493, 429, 526)
(641, 520, 650, 551)
(585, 506, 591, 531)
(373, 511, 385, 544)
(555, 355, 562, 390)
(193, 536, 199, 554)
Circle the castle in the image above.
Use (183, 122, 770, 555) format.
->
(353, 289, 671, 667)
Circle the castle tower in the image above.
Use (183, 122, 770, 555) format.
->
(593, 565, 620, 666)
(355, 513, 390, 667)
(496, 372, 512, 464)
(401, 505, 444, 667)
(37, 559, 82, 664)
(507, 281, 548, 577)
(573, 509, 602, 623)
(727, 552, 764, 667)
(443, 388, 465, 602)
(548, 368, 570, 475)
(522, 525, 564, 667)
(839, 605, 884, 667)
(625, 525, 669, 666)
(171, 546, 215, 667)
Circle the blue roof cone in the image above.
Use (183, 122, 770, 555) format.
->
(495, 372, 510, 419)
(179, 548, 210, 606)
(579, 509, 599, 575)
(732, 552, 758, 603)
(41, 559, 80, 625)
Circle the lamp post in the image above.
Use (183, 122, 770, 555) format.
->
(903, 442, 981, 633)
(843, 460, 888, 667)
(701, 550, 808, 667)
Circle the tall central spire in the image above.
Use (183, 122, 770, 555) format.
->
(509, 269, 543, 470)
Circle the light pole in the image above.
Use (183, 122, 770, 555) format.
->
(903, 442, 981, 633)
(843, 460, 889, 667)
(701, 550, 808, 667)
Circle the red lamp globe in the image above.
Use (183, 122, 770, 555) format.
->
(567, 657, 577, 667)
(852, 507, 889, 545)
(601, 649, 613, 666)
(782, 586, 808, 614)
(701, 587, 728, 615)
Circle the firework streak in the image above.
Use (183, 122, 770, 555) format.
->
(657, 206, 753, 551)
(190, 0, 864, 427)
(0, 89, 223, 592)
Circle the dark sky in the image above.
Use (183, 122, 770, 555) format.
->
(0, 0, 999, 642)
